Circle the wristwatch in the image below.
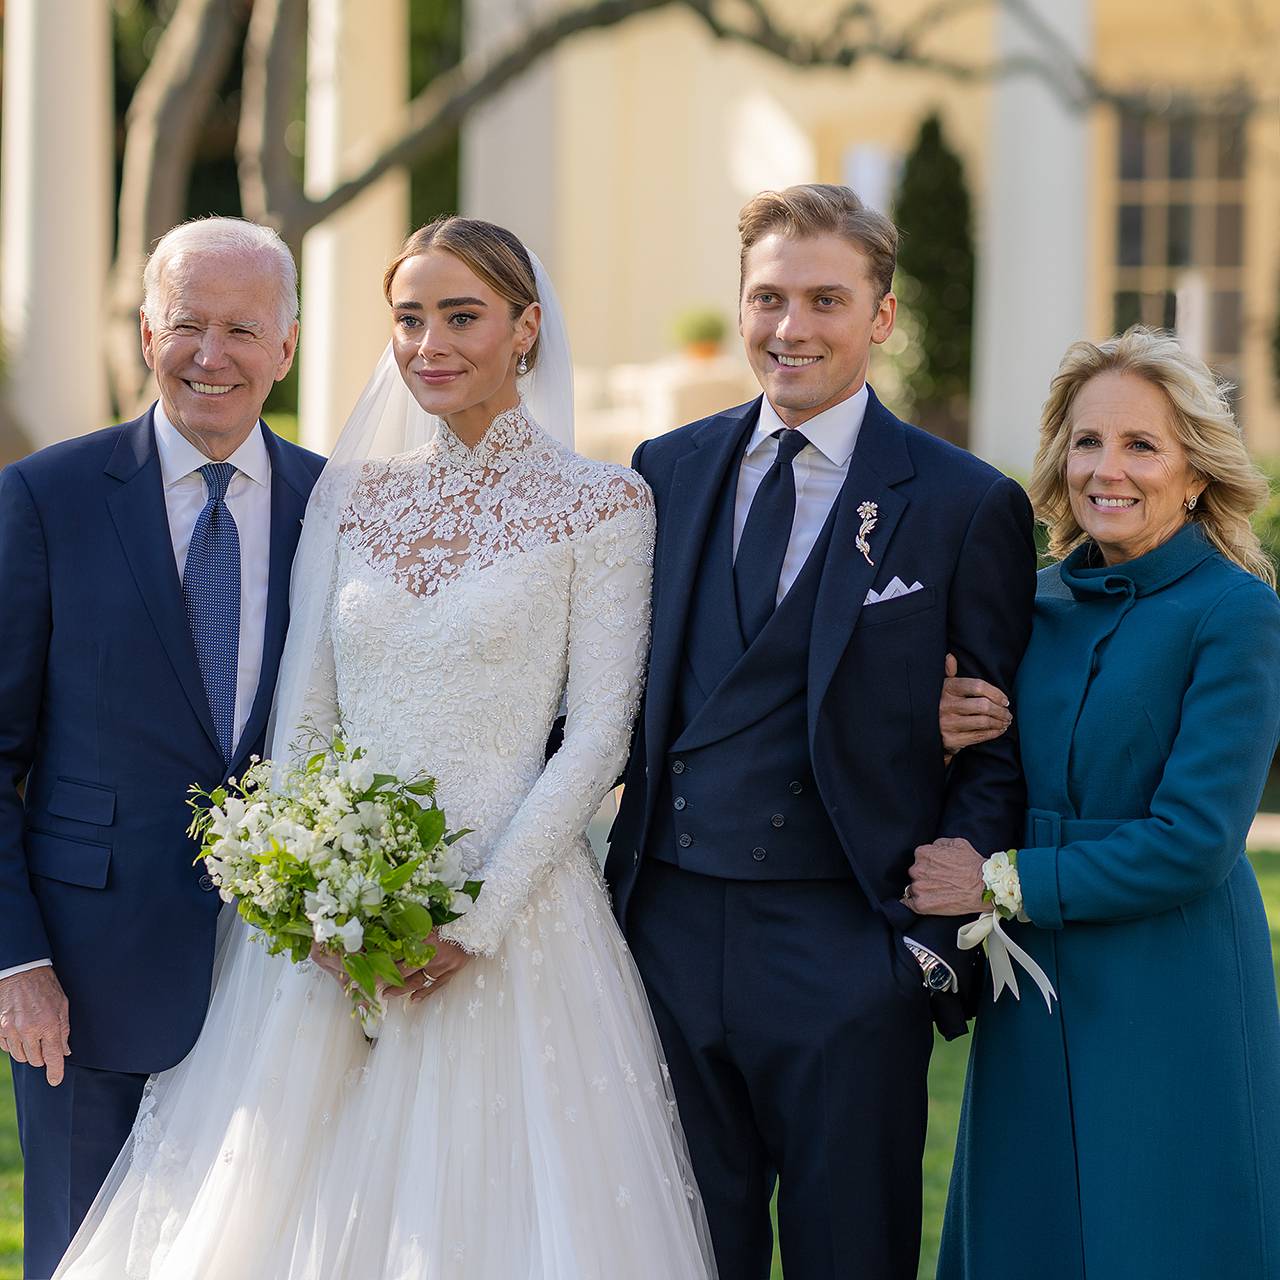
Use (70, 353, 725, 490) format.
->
(905, 941, 957, 994)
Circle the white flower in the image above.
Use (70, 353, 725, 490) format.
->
(312, 915, 338, 944)
(338, 757, 376, 792)
(305, 885, 339, 921)
(448, 887, 473, 917)
(336, 917, 364, 953)
(982, 851, 1025, 919)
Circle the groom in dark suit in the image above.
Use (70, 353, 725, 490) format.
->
(0, 218, 324, 1278)
(607, 185, 1036, 1279)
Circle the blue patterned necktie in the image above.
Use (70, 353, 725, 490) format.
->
(734, 427, 810, 644)
(183, 462, 241, 762)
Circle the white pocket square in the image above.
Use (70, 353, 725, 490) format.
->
(864, 577, 924, 606)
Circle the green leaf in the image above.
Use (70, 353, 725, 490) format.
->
(404, 779, 437, 796)
(365, 949, 405, 989)
(342, 953, 378, 1003)
(388, 900, 434, 940)
(381, 857, 425, 893)
(444, 827, 473, 846)
(462, 879, 483, 901)
(414, 806, 446, 849)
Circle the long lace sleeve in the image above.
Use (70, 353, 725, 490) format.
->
(440, 489, 655, 955)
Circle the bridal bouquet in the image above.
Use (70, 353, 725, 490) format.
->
(187, 728, 478, 1018)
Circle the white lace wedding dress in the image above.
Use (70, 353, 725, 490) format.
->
(56, 406, 716, 1279)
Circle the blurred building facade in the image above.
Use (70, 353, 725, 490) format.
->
(463, 0, 1280, 472)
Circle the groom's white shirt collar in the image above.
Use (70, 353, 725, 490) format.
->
(153, 400, 271, 490)
(747, 381, 868, 467)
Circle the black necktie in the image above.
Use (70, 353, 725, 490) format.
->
(734, 428, 809, 644)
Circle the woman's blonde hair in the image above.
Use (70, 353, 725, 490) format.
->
(1028, 326, 1274, 586)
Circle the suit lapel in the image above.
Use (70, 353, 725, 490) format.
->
(229, 425, 314, 769)
(104, 409, 222, 758)
(807, 388, 915, 732)
(644, 400, 761, 784)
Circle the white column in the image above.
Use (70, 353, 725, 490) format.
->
(971, 0, 1091, 474)
(1, 0, 112, 450)
(460, 0, 558, 272)
(299, 0, 409, 453)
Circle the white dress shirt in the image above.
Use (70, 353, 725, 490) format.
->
(732, 383, 867, 604)
(731, 385, 956, 992)
(0, 407, 274, 984)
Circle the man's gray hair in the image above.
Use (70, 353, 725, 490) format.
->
(142, 217, 299, 335)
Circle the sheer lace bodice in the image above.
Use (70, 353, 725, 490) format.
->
(306, 404, 655, 956)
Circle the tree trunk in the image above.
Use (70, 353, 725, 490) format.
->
(105, 0, 248, 416)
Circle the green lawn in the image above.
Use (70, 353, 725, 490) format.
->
(4, 852, 1280, 1280)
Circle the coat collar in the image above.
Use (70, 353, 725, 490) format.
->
(807, 386, 915, 720)
(104, 408, 314, 773)
(643, 399, 761, 784)
(1058, 522, 1218, 600)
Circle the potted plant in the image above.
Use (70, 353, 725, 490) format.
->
(672, 306, 728, 360)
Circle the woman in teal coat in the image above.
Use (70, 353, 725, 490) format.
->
(911, 328, 1280, 1279)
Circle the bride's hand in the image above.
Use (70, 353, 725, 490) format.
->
(309, 941, 352, 990)
(940, 652, 1012, 760)
(384, 931, 472, 1005)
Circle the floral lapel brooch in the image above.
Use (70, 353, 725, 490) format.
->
(855, 501, 878, 566)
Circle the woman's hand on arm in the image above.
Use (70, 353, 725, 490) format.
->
(939, 652, 1012, 760)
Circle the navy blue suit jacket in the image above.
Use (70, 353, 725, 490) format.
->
(606, 389, 1036, 1027)
(0, 409, 324, 1073)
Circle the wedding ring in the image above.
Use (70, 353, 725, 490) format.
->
(420, 974, 437, 988)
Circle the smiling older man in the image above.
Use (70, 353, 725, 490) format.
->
(0, 217, 324, 1278)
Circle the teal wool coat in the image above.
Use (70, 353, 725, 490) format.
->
(939, 524, 1280, 1280)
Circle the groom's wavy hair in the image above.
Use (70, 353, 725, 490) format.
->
(383, 216, 541, 370)
(1030, 326, 1274, 586)
(737, 184, 899, 304)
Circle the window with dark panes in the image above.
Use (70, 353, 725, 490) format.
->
(1112, 105, 1248, 416)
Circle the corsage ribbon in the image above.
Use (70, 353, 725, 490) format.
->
(957, 912, 1057, 1010)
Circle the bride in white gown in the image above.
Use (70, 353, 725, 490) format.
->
(55, 218, 716, 1279)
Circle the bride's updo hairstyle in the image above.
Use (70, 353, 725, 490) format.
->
(382, 215, 542, 370)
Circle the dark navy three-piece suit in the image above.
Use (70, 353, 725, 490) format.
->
(607, 387, 1036, 1279)
(0, 409, 323, 1278)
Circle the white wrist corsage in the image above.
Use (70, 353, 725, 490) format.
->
(957, 850, 1057, 1010)
(981, 849, 1026, 921)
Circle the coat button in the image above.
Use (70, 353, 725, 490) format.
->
(633, 850, 640, 865)
(752, 847, 767, 862)
(674, 797, 687, 811)
(771, 814, 785, 828)
(678, 833, 693, 848)
(198, 873, 216, 892)
(671, 760, 686, 775)
(789, 780, 803, 795)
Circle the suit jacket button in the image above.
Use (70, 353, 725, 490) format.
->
(198, 873, 216, 892)
(789, 780, 803, 795)
(752, 847, 767, 862)
(678, 833, 693, 848)
(770, 814, 785, 828)
(674, 797, 686, 811)
(633, 850, 640, 865)
(671, 760, 686, 775)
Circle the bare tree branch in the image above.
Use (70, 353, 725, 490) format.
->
(280, 0, 677, 246)
(106, 0, 248, 412)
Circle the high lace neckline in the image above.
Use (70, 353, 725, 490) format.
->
(434, 400, 540, 470)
